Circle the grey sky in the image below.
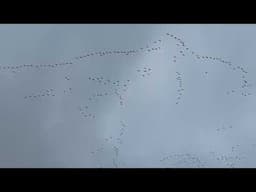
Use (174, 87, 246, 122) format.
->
(0, 24, 255, 168)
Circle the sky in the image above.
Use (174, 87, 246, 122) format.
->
(0, 24, 255, 168)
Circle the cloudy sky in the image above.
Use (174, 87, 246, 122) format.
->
(0, 24, 255, 168)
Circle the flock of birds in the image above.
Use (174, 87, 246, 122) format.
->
(166, 32, 252, 98)
(209, 144, 244, 168)
(24, 88, 56, 100)
(160, 144, 243, 168)
(78, 105, 96, 119)
(175, 72, 184, 105)
(160, 153, 206, 168)
(0, 30, 254, 168)
(87, 76, 131, 106)
(216, 124, 233, 132)
(0, 37, 162, 74)
(0, 62, 74, 74)
(136, 66, 152, 78)
(90, 120, 127, 168)
(24, 86, 72, 101)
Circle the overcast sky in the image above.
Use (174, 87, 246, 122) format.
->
(0, 24, 255, 168)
